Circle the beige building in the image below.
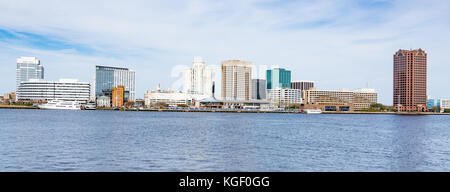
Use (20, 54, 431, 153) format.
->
(3, 92, 16, 101)
(303, 88, 378, 111)
(96, 96, 111, 108)
(221, 60, 252, 101)
(353, 88, 378, 110)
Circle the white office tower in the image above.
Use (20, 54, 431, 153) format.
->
(221, 60, 252, 101)
(183, 57, 213, 97)
(16, 57, 44, 91)
(267, 88, 302, 106)
(17, 79, 90, 104)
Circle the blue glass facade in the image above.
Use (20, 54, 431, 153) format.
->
(266, 68, 291, 89)
(95, 67, 114, 98)
(95, 65, 136, 101)
(427, 98, 441, 109)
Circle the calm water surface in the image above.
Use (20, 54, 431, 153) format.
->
(0, 109, 449, 171)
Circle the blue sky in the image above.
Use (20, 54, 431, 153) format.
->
(1, 0, 449, 105)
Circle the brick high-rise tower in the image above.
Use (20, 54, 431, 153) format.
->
(393, 49, 427, 112)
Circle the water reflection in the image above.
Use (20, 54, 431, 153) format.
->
(390, 115, 428, 171)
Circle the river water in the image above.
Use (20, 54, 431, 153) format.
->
(0, 109, 449, 171)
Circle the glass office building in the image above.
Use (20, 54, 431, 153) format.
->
(95, 65, 136, 101)
(427, 97, 441, 110)
(16, 57, 44, 91)
(266, 68, 291, 90)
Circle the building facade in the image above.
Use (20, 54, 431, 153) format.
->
(221, 60, 252, 101)
(393, 49, 427, 112)
(144, 89, 209, 107)
(291, 81, 314, 91)
(95, 65, 136, 101)
(112, 85, 124, 107)
(303, 88, 378, 111)
(440, 99, 450, 113)
(96, 96, 111, 108)
(16, 57, 44, 92)
(427, 96, 441, 110)
(267, 88, 302, 106)
(252, 79, 266, 100)
(266, 68, 291, 90)
(2, 92, 16, 104)
(17, 79, 90, 104)
(353, 88, 378, 110)
(183, 57, 213, 97)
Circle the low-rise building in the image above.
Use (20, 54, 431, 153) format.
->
(221, 100, 270, 109)
(353, 88, 378, 110)
(303, 88, 378, 111)
(267, 88, 302, 107)
(3, 92, 16, 104)
(144, 88, 209, 107)
(17, 79, 90, 104)
(441, 99, 450, 113)
(427, 96, 441, 110)
(112, 85, 124, 107)
(96, 96, 111, 108)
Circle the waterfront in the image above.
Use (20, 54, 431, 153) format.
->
(0, 109, 449, 172)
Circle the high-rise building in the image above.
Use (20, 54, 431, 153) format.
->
(252, 79, 266, 100)
(291, 81, 314, 91)
(17, 79, 90, 104)
(221, 60, 252, 101)
(95, 65, 136, 101)
(183, 57, 213, 96)
(393, 49, 427, 112)
(16, 57, 44, 92)
(112, 85, 124, 107)
(266, 68, 291, 90)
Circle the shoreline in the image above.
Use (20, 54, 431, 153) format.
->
(0, 105, 38, 109)
(2, 105, 449, 115)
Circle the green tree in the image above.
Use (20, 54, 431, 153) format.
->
(370, 103, 387, 111)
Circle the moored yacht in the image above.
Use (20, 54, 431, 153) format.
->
(38, 100, 81, 110)
(304, 109, 322, 114)
(83, 101, 97, 110)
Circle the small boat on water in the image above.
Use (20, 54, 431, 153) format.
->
(304, 109, 322, 114)
(38, 100, 81, 110)
(83, 101, 97, 110)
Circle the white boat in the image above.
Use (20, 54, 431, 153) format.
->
(83, 101, 97, 110)
(304, 109, 322, 114)
(38, 100, 81, 110)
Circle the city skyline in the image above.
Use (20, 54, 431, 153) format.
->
(1, 0, 450, 105)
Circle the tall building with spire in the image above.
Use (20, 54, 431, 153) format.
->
(393, 49, 427, 112)
(183, 57, 213, 96)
